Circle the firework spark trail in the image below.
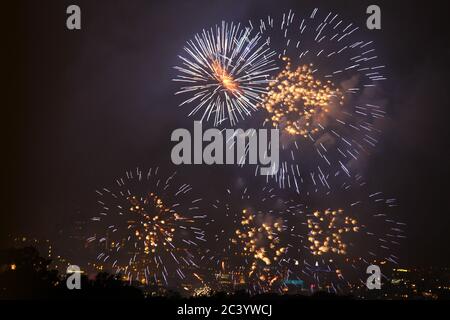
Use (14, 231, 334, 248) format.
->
(87, 167, 207, 286)
(174, 21, 278, 126)
(250, 9, 387, 194)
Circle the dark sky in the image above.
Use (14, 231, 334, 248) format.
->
(3, 0, 450, 268)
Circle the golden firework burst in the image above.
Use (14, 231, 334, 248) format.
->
(262, 57, 344, 137)
(307, 209, 359, 256)
(128, 193, 178, 255)
(229, 209, 287, 291)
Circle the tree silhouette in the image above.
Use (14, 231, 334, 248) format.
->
(0, 246, 348, 300)
(0, 247, 144, 299)
(0, 247, 59, 299)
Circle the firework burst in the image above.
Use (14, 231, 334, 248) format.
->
(87, 167, 207, 286)
(285, 181, 405, 293)
(262, 56, 344, 138)
(251, 9, 387, 193)
(306, 208, 359, 256)
(231, 208, 287, 292)
(207, 185, 291, 294)
(174, 21, 278, 126)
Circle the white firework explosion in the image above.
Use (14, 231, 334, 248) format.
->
(174, 21, 278, 126)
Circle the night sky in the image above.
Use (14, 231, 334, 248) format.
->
(3, 0, 450, 268)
